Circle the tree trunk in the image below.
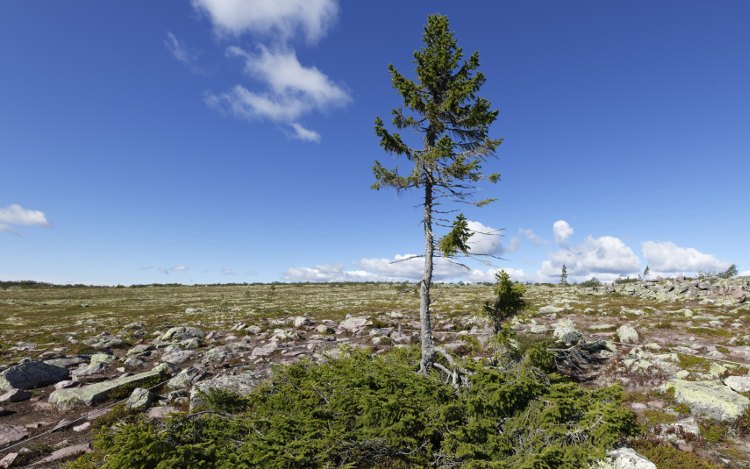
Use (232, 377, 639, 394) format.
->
(419, 176, 436, 374)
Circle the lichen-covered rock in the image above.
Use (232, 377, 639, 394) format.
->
(159, 326, 204, 342)
(336, 316, 370, 334)
(167, 367, 201, 390)
(49, 367, 168, 408)
(617, 325, 640, 344)
(664, 379, 750, 421)
(126, 387, 156, 411)
(595, 447, 656, 468)
(724, 375, 750, 393)
(539, 305, 565, 314)
(189, 371, 265, 411)
(553, 319, 582, 346)
(0, 360, 69, 392)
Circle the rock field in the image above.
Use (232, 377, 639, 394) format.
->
(1, 277, 749, 467)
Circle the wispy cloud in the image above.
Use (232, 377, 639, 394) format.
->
(0, 204, 50, 235)
(193, 0, 348, 142)
(158, 265, 190, 275)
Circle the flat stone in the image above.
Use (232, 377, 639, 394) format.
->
(90, 353, 116, 365)
(71, 361, 109, 378)
(539, 305, 565, 314)
(0, 388, 32, 403)
(162, 349, 195, 365)
(0, 453, 18, 469)
(29, 443, 90, 466)
(724, 375, 750, 393)
(127, 344, 153, 356)
(73, 421, 91, 432)
(665, 379, 750, 421)
(43, 357, 86, 368)
(49, 367, 166, 409)
(0, 361, 70, 392)
(336, 316, 370, 334)
(159, 326, 204, 342)
(0, 424, 29, 447)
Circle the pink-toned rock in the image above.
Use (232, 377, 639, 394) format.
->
(147, 405, 179, 420)
(0, 453, 18, 469)
(30, 443, 90, 466)
(0, 424, 29, 447)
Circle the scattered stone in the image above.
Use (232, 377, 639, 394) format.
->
(664, 379, 750, 421)
(73, 421, 91, 432)
(0, 389, 32, 403)
(167, 367, 201, 390)
(527, 324, 548, 334)
(251, 342, 279, 358)
(617, 325, 640, 344)
(51, 418, 77, 432)
(337, 316, 370, 334)
(71, 361, 109, 378)
(122, 357, 146, 369)
(184, 307, 203, 314)
(0, 361, 69, 392)
(179, 338, 202, 349)
(162, 349, 195, 365)
(595, 447, 656, 469)
(49, 367, 168, 408)
(0, 453, 18, 468)
(126, 387, 156, 411)
(293, 316, 311, 328)
(43, 357, 86, 368)
(724, 375, 750, 393)
(127, 344, 153, 356)
(29, 443, 90, 467)
(315, 324, 334, 334)
(90, 353, 116, 365)
(159, 326, 204, 342)
(0, 424, 29, 447)
(190, 371, 265, 411)
(553, 319, 582, 346)
(539, 305, 565, 314)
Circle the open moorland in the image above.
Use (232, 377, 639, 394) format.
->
(1, 278, 750, 467)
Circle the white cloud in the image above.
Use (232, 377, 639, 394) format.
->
(642, 241, 730, 273)
(202, 40, 349, 142)
(540, 235, 641, 281)
(466, 220, 503, 256)
(553, 220, 573, 245)
(0, 204, 50, 234)
(739, 270, 750, 277)
(284, 253, 526, 283)
(192, 0, 338, 43)
(518, 228, 545, 246)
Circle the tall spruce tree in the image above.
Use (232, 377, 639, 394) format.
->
(373, 14, 501, 375)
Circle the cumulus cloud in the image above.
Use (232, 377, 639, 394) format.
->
(466, 220, 503, 256)
(0, 204, 50, 235)
(466, 267, 527, 283)
(540, 235, 641, 281)
(192, 0, 338, 43)
(642, 241, 730, 274)
(553, 220, 573, 245)
(193, 0, 347, 141)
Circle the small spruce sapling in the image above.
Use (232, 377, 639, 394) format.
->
(483, 270, 526, 334)
(560, 264, 568, 286)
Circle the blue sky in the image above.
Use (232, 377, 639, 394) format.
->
(1, 0, 749, 284)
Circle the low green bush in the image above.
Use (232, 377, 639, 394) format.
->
(71, 347, 638, 468)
